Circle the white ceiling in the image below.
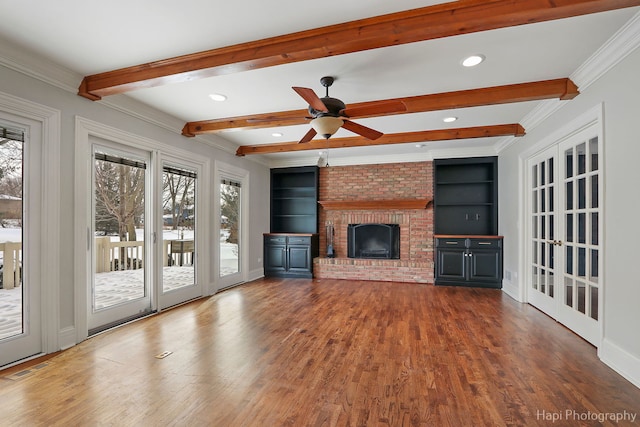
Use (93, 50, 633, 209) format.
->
(0, 1, 638, 166)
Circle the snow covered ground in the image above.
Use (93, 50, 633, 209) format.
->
(0, 227, 240, 340)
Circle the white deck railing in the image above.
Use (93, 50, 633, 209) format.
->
(0, 241, 21, 289)
(0, 238, 194, 289)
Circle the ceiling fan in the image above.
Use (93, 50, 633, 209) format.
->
(292, 76, 406, 143)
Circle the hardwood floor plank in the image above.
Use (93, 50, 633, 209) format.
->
(1, 278, 639, 426)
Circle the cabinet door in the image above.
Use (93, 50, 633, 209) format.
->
(468, 249, 502, 282)
(436, 248, 467, 280)
(287, 245, 311, 273)
(264, 244, 287, 273)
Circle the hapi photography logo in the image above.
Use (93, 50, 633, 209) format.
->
(537, 409, 637, 424)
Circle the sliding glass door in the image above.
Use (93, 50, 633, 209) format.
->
(89, 145, 152, 334)
(159, 161, 202, 308)
(0, 122, 41, 366)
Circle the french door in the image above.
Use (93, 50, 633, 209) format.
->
(527, 124, 602, 346)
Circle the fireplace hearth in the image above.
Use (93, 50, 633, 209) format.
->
(347, 223, 400, 259)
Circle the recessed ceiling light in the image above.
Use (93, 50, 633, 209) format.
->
(415, 144, 424, 148)
(208, 93, 227, 102)
(443, 116, 458, 123)
(462, 54, 485, 67)
(272, 132, 283, 137)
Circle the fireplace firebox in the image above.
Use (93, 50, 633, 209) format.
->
(347, 223, 400, 259)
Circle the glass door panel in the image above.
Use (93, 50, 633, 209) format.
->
(160, 163, 201, 308)
(219, 178, 242, 287)
(0, 133, 24, 341)
(90, 147, 151, 333)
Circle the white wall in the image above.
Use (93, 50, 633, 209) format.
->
(0, 47, 271, 348)
(498, 45, 640, 387)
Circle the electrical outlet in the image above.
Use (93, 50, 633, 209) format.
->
(258, 257, 262, 264)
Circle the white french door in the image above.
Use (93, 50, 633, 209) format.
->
(527, 124, 602, 346)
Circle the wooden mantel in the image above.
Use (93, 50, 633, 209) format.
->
(318, 199, 432, 210)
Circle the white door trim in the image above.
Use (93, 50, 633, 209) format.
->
(0, 90, 61, 360)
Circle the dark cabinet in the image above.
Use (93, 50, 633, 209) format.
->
(435, 237, 503, 288)
(264, 234, 319, 278)
(270, 166, 319, 234)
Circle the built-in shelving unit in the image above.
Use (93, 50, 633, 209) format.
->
(267, 166, 319, 278)
(434, 157, 497, 236)
(270, 166, 318, 234)
(434, 156, 502, 288)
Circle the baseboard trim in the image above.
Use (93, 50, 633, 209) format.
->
(599, 338, 640, 389)
(501, 279, 523, 302)
(57, 326, 77, 351)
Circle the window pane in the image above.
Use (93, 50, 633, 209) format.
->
(220, 181, 240, 277)
(532, 266, 538, 290)
(566, 214, 573, 243)
(578, 213, 586, 244)
(94, 155, 146, 310)
(566, 182, 573, 210)
(591, 213, 599, 245)
(532, 190, 538, 213)
(162, 167, 196, 292)
(0, 138, 23, 340)
(590, 249, 599, 284)
(533, 241, 538, 264)
(577, 143, 586, 175)
(565, 148, 574, 178)
(541, 188, 546, 212)
(532, 164, 538, 187)
(578, 247, 586, 277)
(565, 277, 573, 307)
(566, 246, 573, 275)
(548, 158, 554, 184)
(589, 137, 598, 172)
(578, 178, 586, 209)
(591, 175, 598, 208)
(590, 286, 598, 320)
(577, 281, 586, 314)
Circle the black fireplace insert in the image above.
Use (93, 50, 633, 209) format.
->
(347, 223, 400, 259)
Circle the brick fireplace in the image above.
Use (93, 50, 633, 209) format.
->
(314, 161, 434, 283)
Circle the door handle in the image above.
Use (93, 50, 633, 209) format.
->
(547, 240, 563, 246)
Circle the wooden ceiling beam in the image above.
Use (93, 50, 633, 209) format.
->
(235, 124, 525, 156)
(182, 79, 577, 136)
(78, 0, 635, 100)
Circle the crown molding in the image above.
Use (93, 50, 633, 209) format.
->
(495, 10, 640, 153)
(0, 36, 242, 158)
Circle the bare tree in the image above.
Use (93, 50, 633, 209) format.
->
(94, 160, 145, 242)
(220, 183, 239, 244)
(162, 172, 195, 230)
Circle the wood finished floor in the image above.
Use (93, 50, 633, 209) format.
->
(1, 278, 639, 426)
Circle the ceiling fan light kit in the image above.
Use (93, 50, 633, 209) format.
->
(311, 116, 344, 139)
(292, 76, 405, 143)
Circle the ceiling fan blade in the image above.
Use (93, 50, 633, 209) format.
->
(340, 101, 406, 118)
(341, 120, 383, 140)
(298, 128, 317, 143)
(292, 87, 328, 113)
